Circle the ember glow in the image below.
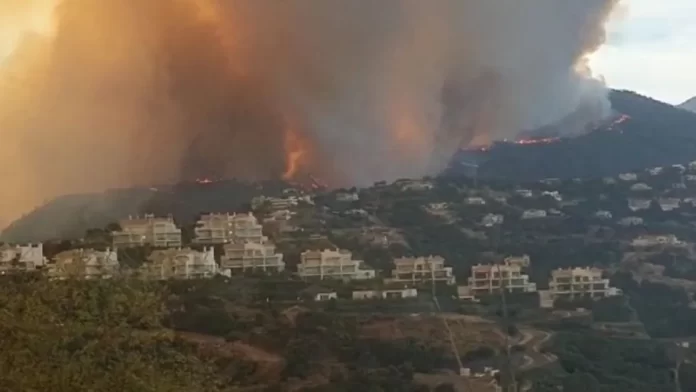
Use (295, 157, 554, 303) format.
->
(282, 127, 310, 181)
(0, 0, 621, 226)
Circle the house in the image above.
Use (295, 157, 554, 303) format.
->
(541, 191, 562, 202)
(631, 235, 683, 248)
(673, 183, 687, 189)
(139, 247, 217, 280)
(220, 241, 285, 274)
(689, 161, 696, 171)
(193, 212, 267, 245)
(387, 256, 456, 285)
(465, 197, 486, 205)
(265, 209, 294, 222)
(547, 267, 621, 303)
(504, 255, 531, 268)
(464, 261, 536, 296)
(522, 210, 547, 219)
(336, 192, 360, 202)
(628, 199, 651, 211)
(618, 216, 644, 226)
(603, 177, 617, 185)
(619, 173, 637, 181)
(457, 285, 477, 301)
(540, 178, 561, 185)
(686, 175, 696, 182)
(481, 214, 504, 227)
(48, 248, 119, 280)
(112, 214, 182, 248)
(399, 180, 434, 191)
(314, 291, 338, 301)
(352, 288, 418, 300)
(428, 202, 449, 211)
(515, 189, 533, 198)
(630, 183, 652, 191)
(298, 249, 376, 281)
(648, 167, 664, 176)
(673, 164, 686, 172)
(0, 243, 46, 274)
(595, 210, 613, 220)
(251, 195, 313, 211)
(658, 198, 681, 211)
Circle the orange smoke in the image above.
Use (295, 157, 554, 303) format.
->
(282, 125, 310, 180)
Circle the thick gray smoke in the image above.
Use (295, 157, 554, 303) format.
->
(0, 0, 618, 226)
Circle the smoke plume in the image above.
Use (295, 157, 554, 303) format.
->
(0, 0, 619, 226)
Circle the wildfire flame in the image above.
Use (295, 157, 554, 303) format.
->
(282, 126, 309, 181)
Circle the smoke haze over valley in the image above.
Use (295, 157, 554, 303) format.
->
(0, 0, 620, 227)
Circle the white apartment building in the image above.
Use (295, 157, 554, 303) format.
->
(220, 241, 285, 274)
(619, 173, 637, 181)
(48, 249, 119, 280)
(547, 267, 621, 303)
(298, 249, 376, 281)
(139, 247, 217, 280)
(630, 183, 652, 191)
(387, 256, 456, 285)
(352, 288, 418, 300)
(481, 214, 504, 227)
(465, 262, 536, 296)
(522, 210, 547, 219)
(0, 243, 46, 274)
(465, 197, 486, 205)
(631, 234, 683, 248)
(193, 212, 266, 245)
(618, 216, 644, 226)
(112, 214, 182, 248)
(628, 199, 652, 211)
(658, 198, 681, 211)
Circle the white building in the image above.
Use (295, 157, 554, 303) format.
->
(547, 267, 621, 303)
(336, 192, 360, 202)
(0, 243, 46, 274)
(522, 210, 547, 219)
(481, 214, 504, 227)
(48, 248, 119, 280)
(628, 199, 652, 211)
(112, 214, 182, 248)
(595, 210, 613, 220)
(689, 161, 696, 171)
(428, 202, 449, 211)
(619, 173, 637, 181)
(542, 191, 562, 202)
(630, 183, 652, 192)
(603, 177, 617, 185)
(673, 164, 686, 172)
(465, 262, 536, 296)
(515, 189, 533, 198)
(139, 247, 217, 280)
(298, 249, 376, 281)
(648, 167, 664, 176)
(504, 255, 531, 268)
(387, 256, 456, 285)
(220, 241, 285, 274)
(465, 197, 486, 205)
(631, 234, 683, 248)
(352, 288, 418, 300)
(399, 180, 434, 192)
(686, 175, 696, 182)
(618, 216, 644, 226)
(193, 212, 265, 245)
(252, 195, 313, 211)
(658, 198, 681, 211)
(313, 291, 338, 301)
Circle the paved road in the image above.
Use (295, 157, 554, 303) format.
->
(517, 328, 556, 371)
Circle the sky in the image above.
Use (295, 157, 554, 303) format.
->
(590, 0, 696, 105)
(0, 0, 694, 105)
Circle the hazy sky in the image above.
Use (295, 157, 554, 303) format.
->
(591, 0, 696, 104)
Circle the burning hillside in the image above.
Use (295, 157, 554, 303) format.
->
(0, 0, 620, 226)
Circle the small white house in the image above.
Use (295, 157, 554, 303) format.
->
(515, 189, 533, 198)
(619, 173, 638, 181)
(314, 291, 338, 301)
(628, 199, 652, 212)
(481, 214, 504, 227)
(595, 210, 613, 220)
(618, 217, 644, 226)
(465, 197, 486, 205)
(632, 235, 683, 248)
(630, 183, 652, 191)
(542, 191, 562, 202)
(522, 210, 547, 219)
(658, 198, 681, 211)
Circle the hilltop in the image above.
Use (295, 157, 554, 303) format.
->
(452, 90, 696, 181)
(680, 96, 696, 113)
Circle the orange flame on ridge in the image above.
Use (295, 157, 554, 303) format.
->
(282, 125, 309, 180)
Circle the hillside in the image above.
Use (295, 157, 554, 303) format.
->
(680, 96, 696, 113)
(0, 180, 288, 242)
(451, 90, 696, 181)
